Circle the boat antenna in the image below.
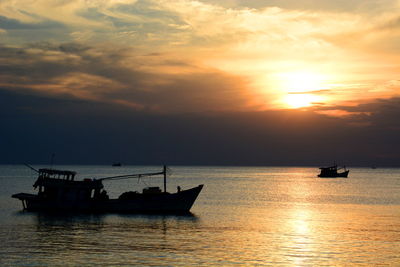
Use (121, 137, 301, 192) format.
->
(163, 165, 167, 193)
(24, 163, 39, 173)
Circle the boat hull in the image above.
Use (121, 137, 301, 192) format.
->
(318, 170, 349, 178)
(13, 185, 203, 214)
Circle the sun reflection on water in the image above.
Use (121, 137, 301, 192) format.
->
(285, 207, 316, 266)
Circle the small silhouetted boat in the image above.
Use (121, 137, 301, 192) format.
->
(318, 164, 349, 178)
(112, 162, 122, 167)
(12, 165, 203, 214)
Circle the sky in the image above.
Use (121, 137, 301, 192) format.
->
(1, 0, 400, 166)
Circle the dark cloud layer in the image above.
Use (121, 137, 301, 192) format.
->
(0, 43, 250, 112)
(1, 89, 400, 166)
(0, 15, 63, 30)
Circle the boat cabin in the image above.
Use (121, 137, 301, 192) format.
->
(38, 168, 76, 180)
(33, 168, 105, 202)
(318, 166, 338, 176)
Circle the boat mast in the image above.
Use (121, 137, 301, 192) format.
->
(24, 163, 39, 173)
(163, 165, 167, 193)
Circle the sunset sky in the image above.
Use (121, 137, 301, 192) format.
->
(1, 0, 400, 166)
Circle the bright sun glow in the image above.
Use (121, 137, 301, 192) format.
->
(285, 93, 319, 108)
(274, 71, 327, 109)
(282, 71, 324, 92)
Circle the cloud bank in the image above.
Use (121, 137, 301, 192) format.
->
(1, 89, 400, 166)
(0, 42, 252, 112)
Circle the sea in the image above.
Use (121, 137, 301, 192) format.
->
(0, 165, 399, 266)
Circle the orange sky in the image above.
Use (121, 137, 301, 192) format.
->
(1, 0, 400, 115)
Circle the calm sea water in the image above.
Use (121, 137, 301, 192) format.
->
(0, 165, 399, 266)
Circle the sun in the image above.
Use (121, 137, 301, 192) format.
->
(284, 93, 318, 109)
(273, 71, 327, 109)
(283, 71, 323, 92)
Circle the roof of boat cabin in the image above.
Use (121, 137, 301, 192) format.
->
(319, 165, 338, 169)
(38, 168, 77, 176)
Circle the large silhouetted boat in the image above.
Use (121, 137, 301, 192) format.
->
(318, 164, 349, 178)
(12, 166, 203, 214)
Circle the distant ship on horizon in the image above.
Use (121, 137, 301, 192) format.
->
(318, 164, 349, 178)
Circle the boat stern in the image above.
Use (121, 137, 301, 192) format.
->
(12, 193, 38, 210)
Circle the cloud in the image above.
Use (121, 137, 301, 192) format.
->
(199, 0, 399, 13)
(1, 0, 399, 54)
(0, 42, 252, 112)
(0, 15, 63, 30)
(1, 0, 400, 111)
(311, 97, 400, 126)
(289, 89, 333, 95)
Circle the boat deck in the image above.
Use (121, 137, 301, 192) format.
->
(12, 193, 37, 200)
